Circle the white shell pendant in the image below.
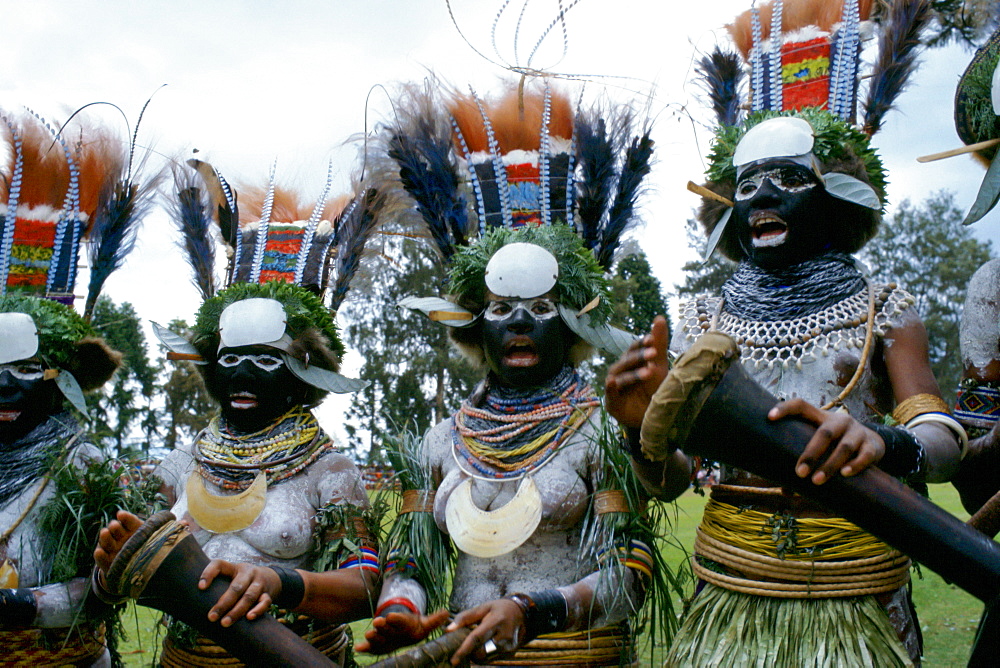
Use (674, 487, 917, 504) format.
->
(445, 475, 543, 558)
(185, 471, 267, 534)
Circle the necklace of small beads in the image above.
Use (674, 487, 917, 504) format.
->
(196, 407, 332, 490)
(453, 377, 599, 479)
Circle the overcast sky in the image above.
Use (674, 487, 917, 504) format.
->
(2, 1, 995, 438)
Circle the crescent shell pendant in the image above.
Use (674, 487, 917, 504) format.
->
(445, 475, 543, 558)
(185, 471, 267, 534)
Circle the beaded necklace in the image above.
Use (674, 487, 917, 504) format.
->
(195, 406, 333, 491)
(453, 366, 599, 480)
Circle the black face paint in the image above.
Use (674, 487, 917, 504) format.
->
(481, 296, 570, 388)
(206, 345, 310, 433)
(732, 160, 839, 270)
(0, 360, 60, 445)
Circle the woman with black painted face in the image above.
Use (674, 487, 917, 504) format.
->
(0, 298, 124, 667)
(94, 165, 387, 666)
(0, 109, 159, 665)
(359, 81, 686, 668)
(610, 111, 966, 665)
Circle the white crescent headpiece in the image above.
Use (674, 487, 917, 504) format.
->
(484, 243, 559, 299)
(734, 117, 818, 177)
(218, 298, 293, 352)
(0, 312, 40, 364)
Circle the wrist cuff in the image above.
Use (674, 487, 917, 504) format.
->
(506, 590, 567, 641)
(271, 566, 305, 609)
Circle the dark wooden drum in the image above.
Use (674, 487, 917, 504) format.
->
(102, 510, 335, 667)
(641, 333, 1000, 665)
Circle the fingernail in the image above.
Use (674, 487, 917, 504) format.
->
(841, 466, 852, 476)
(813, 472, 827, 485)
(796, 464, 809, 478)
(208, 612, 218, 622)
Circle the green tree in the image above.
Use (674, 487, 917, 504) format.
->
(88, 297, 159, 456)
(585, 250, 674, 387)
(343, 236, 480, 462)
(612, 252, 671, 335)
(158, 319, 215, 450)
(860, 190, 994, 401)
(676, 219, 736, 299)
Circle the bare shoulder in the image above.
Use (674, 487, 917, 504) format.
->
(309, 447, 367, 506)
(422, 418, 455, 474)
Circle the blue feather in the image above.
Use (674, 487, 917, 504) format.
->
(575, 114, 615, 251)
(168, 167, 218, 301)
(696, 48, 745, 128)
(598, 132, 654, 268)
(388, 121, 467, 260)
(329, 188, 384, 312)
(84, 152, 162, 319)
(862, 0, 932, 136)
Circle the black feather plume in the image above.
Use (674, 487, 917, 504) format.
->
(575, 114, 615, 251)
(598, 132, 654, 268)
(84, 154, 163, 320)
(862, 0, 932, 136)
(696, 48, 745, 128)
(329, 188, 385, 312)
(387, 118, 467, 260)
(167, 167, 217, 300)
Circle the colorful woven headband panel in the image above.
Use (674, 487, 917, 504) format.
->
(732, 0, 867, 118)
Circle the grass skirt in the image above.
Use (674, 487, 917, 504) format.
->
(663, 583, 913, 667)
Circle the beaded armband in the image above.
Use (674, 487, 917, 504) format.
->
(338, 545, 380, 573)
(955, 381, 1000, 435)
(506, 590, 568, 641)
(375, 597, 419, 618)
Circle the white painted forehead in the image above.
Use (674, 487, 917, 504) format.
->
(0, 312, 40, 364)
(484, 243, 559, 299)
(733, 117, 815, 171)
(218, 298, 288, 351)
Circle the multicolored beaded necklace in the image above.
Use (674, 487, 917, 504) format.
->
(453, 366, 599, 480)
(195, 406, 333, 491)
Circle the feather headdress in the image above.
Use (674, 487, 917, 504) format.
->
(380, 79, 651, 357)
(0, 111, 160, 317)
(160, 158, 390, 397)
(951, 25, 1000, 224)
(694, 0, 931, 259)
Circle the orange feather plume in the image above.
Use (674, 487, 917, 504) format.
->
(728, 0, 873, 59)
(449, 84, 573, 154)
(237, 186, 351, 225)
(1, 115, 124, 233)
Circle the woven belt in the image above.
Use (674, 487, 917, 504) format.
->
(0, 622, 106, 665)
(694, 497, 910, 599)
(474, 624, 634, 667)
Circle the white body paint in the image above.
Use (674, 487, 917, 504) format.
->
(960, 258, 1000, 373)
(379, 410, 640, 628)
(0, 422, 108, 665)
(158, 437, 368, 567)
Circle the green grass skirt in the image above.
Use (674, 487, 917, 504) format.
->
(663, 583, 913, 667)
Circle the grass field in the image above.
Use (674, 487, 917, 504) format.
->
(117, 484, 982, 666)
